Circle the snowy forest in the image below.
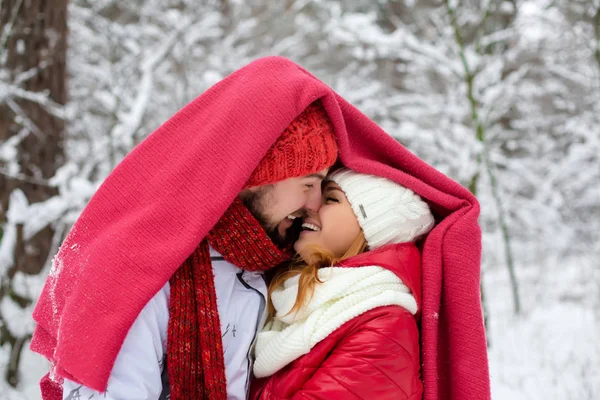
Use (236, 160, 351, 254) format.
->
(1, 0, 599, 399)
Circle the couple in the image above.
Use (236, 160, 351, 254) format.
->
(30, 57, 490, 400)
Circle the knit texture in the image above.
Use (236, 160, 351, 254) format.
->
(245, 101, 337, 188)
(167, 198, 290, 400)
(329, 168, 435, 248)
(254, 265, 416, 378)
(31, 56, 490, 400)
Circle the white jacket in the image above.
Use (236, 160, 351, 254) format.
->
(62, 247, 267, 400)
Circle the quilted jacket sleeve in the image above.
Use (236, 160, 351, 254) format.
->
(292, 306, 422, 400)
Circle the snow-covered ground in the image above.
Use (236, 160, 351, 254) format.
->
(487, 255, 600, 399)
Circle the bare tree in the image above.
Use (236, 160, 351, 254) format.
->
(0, 0, 68, 387)
(445, 0, 521, 316)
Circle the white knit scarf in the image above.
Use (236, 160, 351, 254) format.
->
(253, 265, 417, 378)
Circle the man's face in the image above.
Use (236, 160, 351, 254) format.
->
(240, 168, 329, 248)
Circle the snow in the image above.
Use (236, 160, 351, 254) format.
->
(0, 190, 28, 277)
(0, 298, 35, 338)
(0, 341, 48, 400)
(15, 40, 24, 55)
(486, 257, 600, 399)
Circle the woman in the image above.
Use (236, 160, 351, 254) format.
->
(251, 168, 435, 400)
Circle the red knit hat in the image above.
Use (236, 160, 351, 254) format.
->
(245, 101, 337, 188)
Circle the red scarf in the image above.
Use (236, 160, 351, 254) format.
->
(167, 198, 289, 399)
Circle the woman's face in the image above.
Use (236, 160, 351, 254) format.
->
(294, 181, 362, 261)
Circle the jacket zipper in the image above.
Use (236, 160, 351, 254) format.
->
(236, 271, 266, 400)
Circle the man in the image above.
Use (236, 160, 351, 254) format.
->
(32, 100, 337, 399)
(32, 57, 491, 400)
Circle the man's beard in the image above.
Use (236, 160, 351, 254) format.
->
(239, 188, 303, 249)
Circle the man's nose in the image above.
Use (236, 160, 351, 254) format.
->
(305, 186, 323, 213)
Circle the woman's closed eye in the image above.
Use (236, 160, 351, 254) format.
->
(325, 196, 339, 203)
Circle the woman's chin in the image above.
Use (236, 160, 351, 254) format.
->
(294, 237, 313, 259)
(293, 238, 306, 254)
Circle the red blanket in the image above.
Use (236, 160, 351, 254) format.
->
(31, 56, 490, 400)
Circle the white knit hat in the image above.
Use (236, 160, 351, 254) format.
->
(328, 168, 435, 249)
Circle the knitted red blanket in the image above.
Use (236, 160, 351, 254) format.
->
(31, 56, 490, 400)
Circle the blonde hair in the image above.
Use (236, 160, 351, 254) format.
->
(267, 232, 368, 318)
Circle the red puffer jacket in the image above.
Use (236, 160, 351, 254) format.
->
(250, 243, 423, 400)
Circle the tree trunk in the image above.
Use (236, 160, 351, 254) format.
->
(0, 0, 68, 387)
(594, 5, 600, 73)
